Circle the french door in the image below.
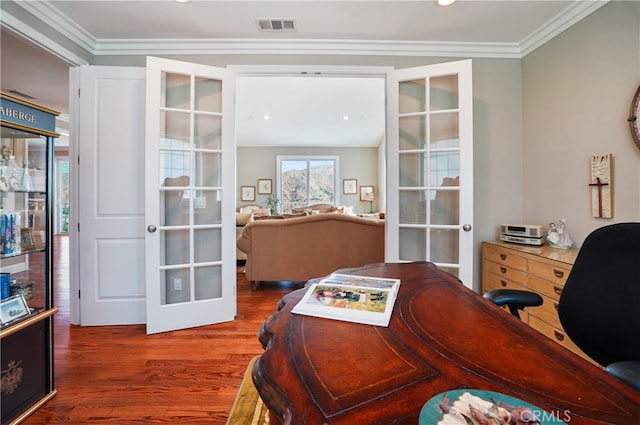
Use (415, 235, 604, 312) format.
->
(144, 57, 236, 334)
(386, 60, 474, 288)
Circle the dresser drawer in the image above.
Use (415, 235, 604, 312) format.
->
(482, 260, 528, 286)
(483, 245, 528, 271)
(528, 260, 571, 285)
(528, 316, 597, 366)
(528, 292, 561, 329)
(528, 275, 564, 301)
(482, 269, 527, 293)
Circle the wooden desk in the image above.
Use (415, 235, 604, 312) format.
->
(253, 262, 639, 425)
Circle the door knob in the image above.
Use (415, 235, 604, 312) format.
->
(147, 225, 157, 233)
(462, 224, 472, 231)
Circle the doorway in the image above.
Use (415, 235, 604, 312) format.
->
(233, 67, 390, 215)
(54, 156, 69, 234)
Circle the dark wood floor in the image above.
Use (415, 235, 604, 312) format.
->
(22, 235, 299, 425)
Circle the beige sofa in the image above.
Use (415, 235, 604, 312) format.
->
(237, 213, 385, 289)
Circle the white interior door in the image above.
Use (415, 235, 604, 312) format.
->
(386, 60, 474, 288)
(78, 65, 146, 325)
(144, 57, 236, 334)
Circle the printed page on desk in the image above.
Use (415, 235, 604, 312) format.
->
(291, 274, 401, 327)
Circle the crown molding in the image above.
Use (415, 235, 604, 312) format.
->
(520, 0, 609, 57)
(93, 38, 524, 59)
(9, 0, 610, 60)
(0, 8, 89, 66)
(10, 0, 96, 54)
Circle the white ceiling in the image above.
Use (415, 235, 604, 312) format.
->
(0, 0, 608, 147)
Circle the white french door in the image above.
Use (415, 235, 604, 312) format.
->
(144, 57, 236, 334)
(386, 60, 474, 288)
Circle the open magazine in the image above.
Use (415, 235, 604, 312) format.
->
(291, 273, 401, 327)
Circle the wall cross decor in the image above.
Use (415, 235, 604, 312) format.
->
(589, 154, 612, 218)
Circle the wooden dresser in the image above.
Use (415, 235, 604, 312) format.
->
(481, 241, 595, 364)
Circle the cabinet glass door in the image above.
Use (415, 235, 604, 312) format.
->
(0, 130, 51, 326)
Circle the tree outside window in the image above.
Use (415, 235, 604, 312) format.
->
(278, 156, 338, 213)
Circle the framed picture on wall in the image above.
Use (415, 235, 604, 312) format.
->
(360, 186, 375, 201)
(241, 186, 255, 201)
(258, 179, 272, 195)
(343, 179, 357, 194)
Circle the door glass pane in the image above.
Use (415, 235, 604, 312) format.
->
(399, 79, 426, 114)
(160, 111, 190, 146)
(438, 266, 459, 278)
(430, 152, 460, 189)
(194, 152, 221, 187)
(399, 191, 426, 225)
(195, 265, 222, 300)
(194, 190, 221, 225)
(430, 75, 458, 110)
(399, 228, 426, 261)
(162, 229, 190, 266)
(162, 72, 190, 109)
(399, 152, 426, 187)
(430, 113, 459, 149)
(165, 268, 191, 305)
(194, 114, 221, 150)
(194, 228, 221, 263)
(431, 189, 459, 225)
(159, 152, 190, 185)
(194, 78, 222, 113)
(430, 228, 459, 264)
(162, 188, 188, 226)
(399, 115, 426, 151)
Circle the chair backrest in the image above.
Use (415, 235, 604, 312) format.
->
(558, 222, 640, 366)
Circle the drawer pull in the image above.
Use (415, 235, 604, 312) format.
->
(553, 285, 563, 295)
(500, 266, 507, 274)
(500, 254, 507, 260)
(553, 269, 564, 279)
(554, 331, 565, 341)
(500, 280, 507, 287)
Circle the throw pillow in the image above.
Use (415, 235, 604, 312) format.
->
(236, 212, 253, 226)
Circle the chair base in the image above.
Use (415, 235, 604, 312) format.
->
(606, 361, 640, 390)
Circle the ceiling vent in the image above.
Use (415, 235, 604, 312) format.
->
(256, 19, 296, 32)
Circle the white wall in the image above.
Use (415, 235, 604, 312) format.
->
(522, 1, 640, 246)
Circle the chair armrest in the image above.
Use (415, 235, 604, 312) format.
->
(605, 361, 640, 390)
(483, 289, 543, 319)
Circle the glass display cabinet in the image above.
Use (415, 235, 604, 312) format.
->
(0, 92, 59, 425)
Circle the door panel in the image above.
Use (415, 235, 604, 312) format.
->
(387, 60, 473, 288)
(145, 57, 236, 334)
(78, 66, 146, 325)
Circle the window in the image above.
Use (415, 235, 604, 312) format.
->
(277, 155, 339, 213)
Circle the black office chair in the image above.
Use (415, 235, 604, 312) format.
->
(484, 223, 640, 390)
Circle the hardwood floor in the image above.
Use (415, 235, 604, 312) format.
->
(22, 235, 298, 425)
